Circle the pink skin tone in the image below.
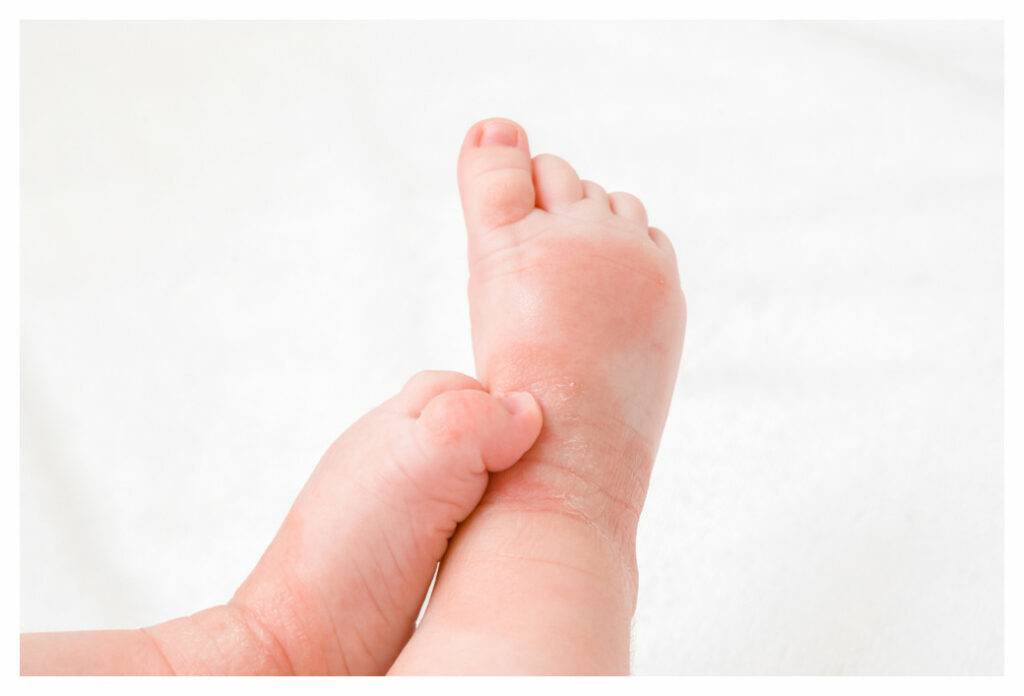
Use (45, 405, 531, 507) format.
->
(21, 118, 685, 675)
(21, 372, 543, 674)
(390, 118, 684, 674)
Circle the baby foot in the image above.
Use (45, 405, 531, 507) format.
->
(459, 118, 685, 549)
(144, 371, 541, 674)
(389, 119, 684, 675)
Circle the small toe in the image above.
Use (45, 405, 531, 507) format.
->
(458, 118, 536, 234)
(609, 192, 648, 227)
(532, 154, 584, 212)
(647, 226, 676, 256)
(416, 389, 543, 473)
(581, 180, 609, 206)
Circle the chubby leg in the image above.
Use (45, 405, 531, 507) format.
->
(21, 371, 542, 675)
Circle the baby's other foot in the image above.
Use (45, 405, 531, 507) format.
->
(145, 371, 541, 674)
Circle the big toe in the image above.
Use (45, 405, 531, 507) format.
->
(457, 118, 535, 244)
(416, 387, 543, 476)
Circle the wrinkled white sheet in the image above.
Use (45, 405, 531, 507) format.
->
(21, 21, 1002, 674)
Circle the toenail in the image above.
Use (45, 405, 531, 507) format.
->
(479, 121, 519, 148)
(497, 391, 535, 415)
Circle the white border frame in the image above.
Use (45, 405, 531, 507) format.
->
(3, 2, 1016, 693)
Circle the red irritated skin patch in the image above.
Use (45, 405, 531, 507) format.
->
(466, 221, 685, 550)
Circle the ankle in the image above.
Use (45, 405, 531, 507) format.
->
(454, 500, 640, 612)
(481, 423, 653, 558)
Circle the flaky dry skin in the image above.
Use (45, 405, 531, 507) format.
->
(21, 372, 542, 675)
(390, 118, 685, 674)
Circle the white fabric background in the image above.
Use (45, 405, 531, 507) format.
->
(21, 22, 1002, 674)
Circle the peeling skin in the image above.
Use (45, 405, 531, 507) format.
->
(469, 230, 683, 456)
